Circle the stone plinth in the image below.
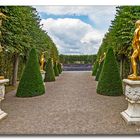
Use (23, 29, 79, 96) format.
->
(40, 70, 46, 81)
(121, 79, 140, 125)
(0, 79, 9, 120)
(40, 70, 46, 87)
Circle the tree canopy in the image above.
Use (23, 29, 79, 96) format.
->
(96, 6, 140, 78)
(0, 6, 59, 85)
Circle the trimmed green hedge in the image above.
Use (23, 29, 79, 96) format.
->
(44, 58, 55, 82)
(60, 63, 63, 73)
(54, 62, 59, 76)
(57, 63, 62, 74)
(95, 60, 104, 81)
(97, 47, 123, 96)
(92, 61, 99, 76)
(16, 48, 45, 97)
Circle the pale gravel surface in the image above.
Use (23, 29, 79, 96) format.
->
(0, 71, 139, 135)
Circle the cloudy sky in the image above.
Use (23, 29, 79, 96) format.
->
(35, 6, 116, 55)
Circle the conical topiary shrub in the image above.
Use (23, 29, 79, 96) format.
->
(97, 47, 123, 96)
(95, 60, 104, 81)
(92, 60, 99, 76)
(44, 58, 55, 82)
(59, 63, 63, 73)
(54, 62, 59, 76)
(57, 63, 62, 74)
(16, 48, 45, 97)
(60, 63, 63, 73)
(60, 64, 63, 73)
(57, 63, 61, 74)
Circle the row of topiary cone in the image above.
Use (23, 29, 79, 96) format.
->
(45, 58, 62, 82)
(92, 47, 123, 96)
(16, 48, 62, 97)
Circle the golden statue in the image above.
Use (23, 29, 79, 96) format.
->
(0, 12, 7, 53)
(128, 20, 140, 80)
(40, 53, 45, 71)
(0, 12, 7, 80)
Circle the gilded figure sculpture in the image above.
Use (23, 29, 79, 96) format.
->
(128, 20, 140, 80)
(0, 12, 7, 80)
(40, 51, 49, 71)
(40, 53, 45, 71)
(0, 12, 7, 53)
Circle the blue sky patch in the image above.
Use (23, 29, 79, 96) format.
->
(39, 12, 94, 26)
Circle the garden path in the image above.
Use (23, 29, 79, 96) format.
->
(0, 71, 139, 134)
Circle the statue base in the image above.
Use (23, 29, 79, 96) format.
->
(40, 70, 46, 85)
(40, 70, 45, 80)
(128, 75, 140, 80)
(0, 79, 9, 121)
(0, 76, 4, 80)
(0, 109, 7, 120)
(121, 79, 140, 125)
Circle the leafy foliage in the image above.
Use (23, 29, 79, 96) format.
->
(50, 45, 59, 62)
(0, 6, 59, 85)
(97, 6, 140, 78)
(97, 48, 123, 96)
(16, 48, 45, 97)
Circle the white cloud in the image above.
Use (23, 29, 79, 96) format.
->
(81, 31, 102, 44)
(35, 6, 116, 54)
(41, 18, 104, 54)
(36, 6, 116, 31)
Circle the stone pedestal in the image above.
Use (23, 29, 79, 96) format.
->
(40, 70, 46, 81)
(40, 70, 46, 87)
(0, 109, 7, 120)
(0, 79, 9, 120)
(121, 79, 140, 125)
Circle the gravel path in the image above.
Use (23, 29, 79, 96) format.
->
(0, 71, 139, 135)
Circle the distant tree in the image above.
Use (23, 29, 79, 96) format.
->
(59, 54, 97, 64)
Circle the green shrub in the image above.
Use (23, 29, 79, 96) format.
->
(97, 47, 123, 96)
(57, 63, 62, 74)
(44, 58, 55, 82)
(60, 63, 63, 73)
(54, 62, 59, 76)
(95, 60, 104, 81)
(57, 63, 61, 74)
(16, 48, 45, 97)
(92, 61, 99, 76)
